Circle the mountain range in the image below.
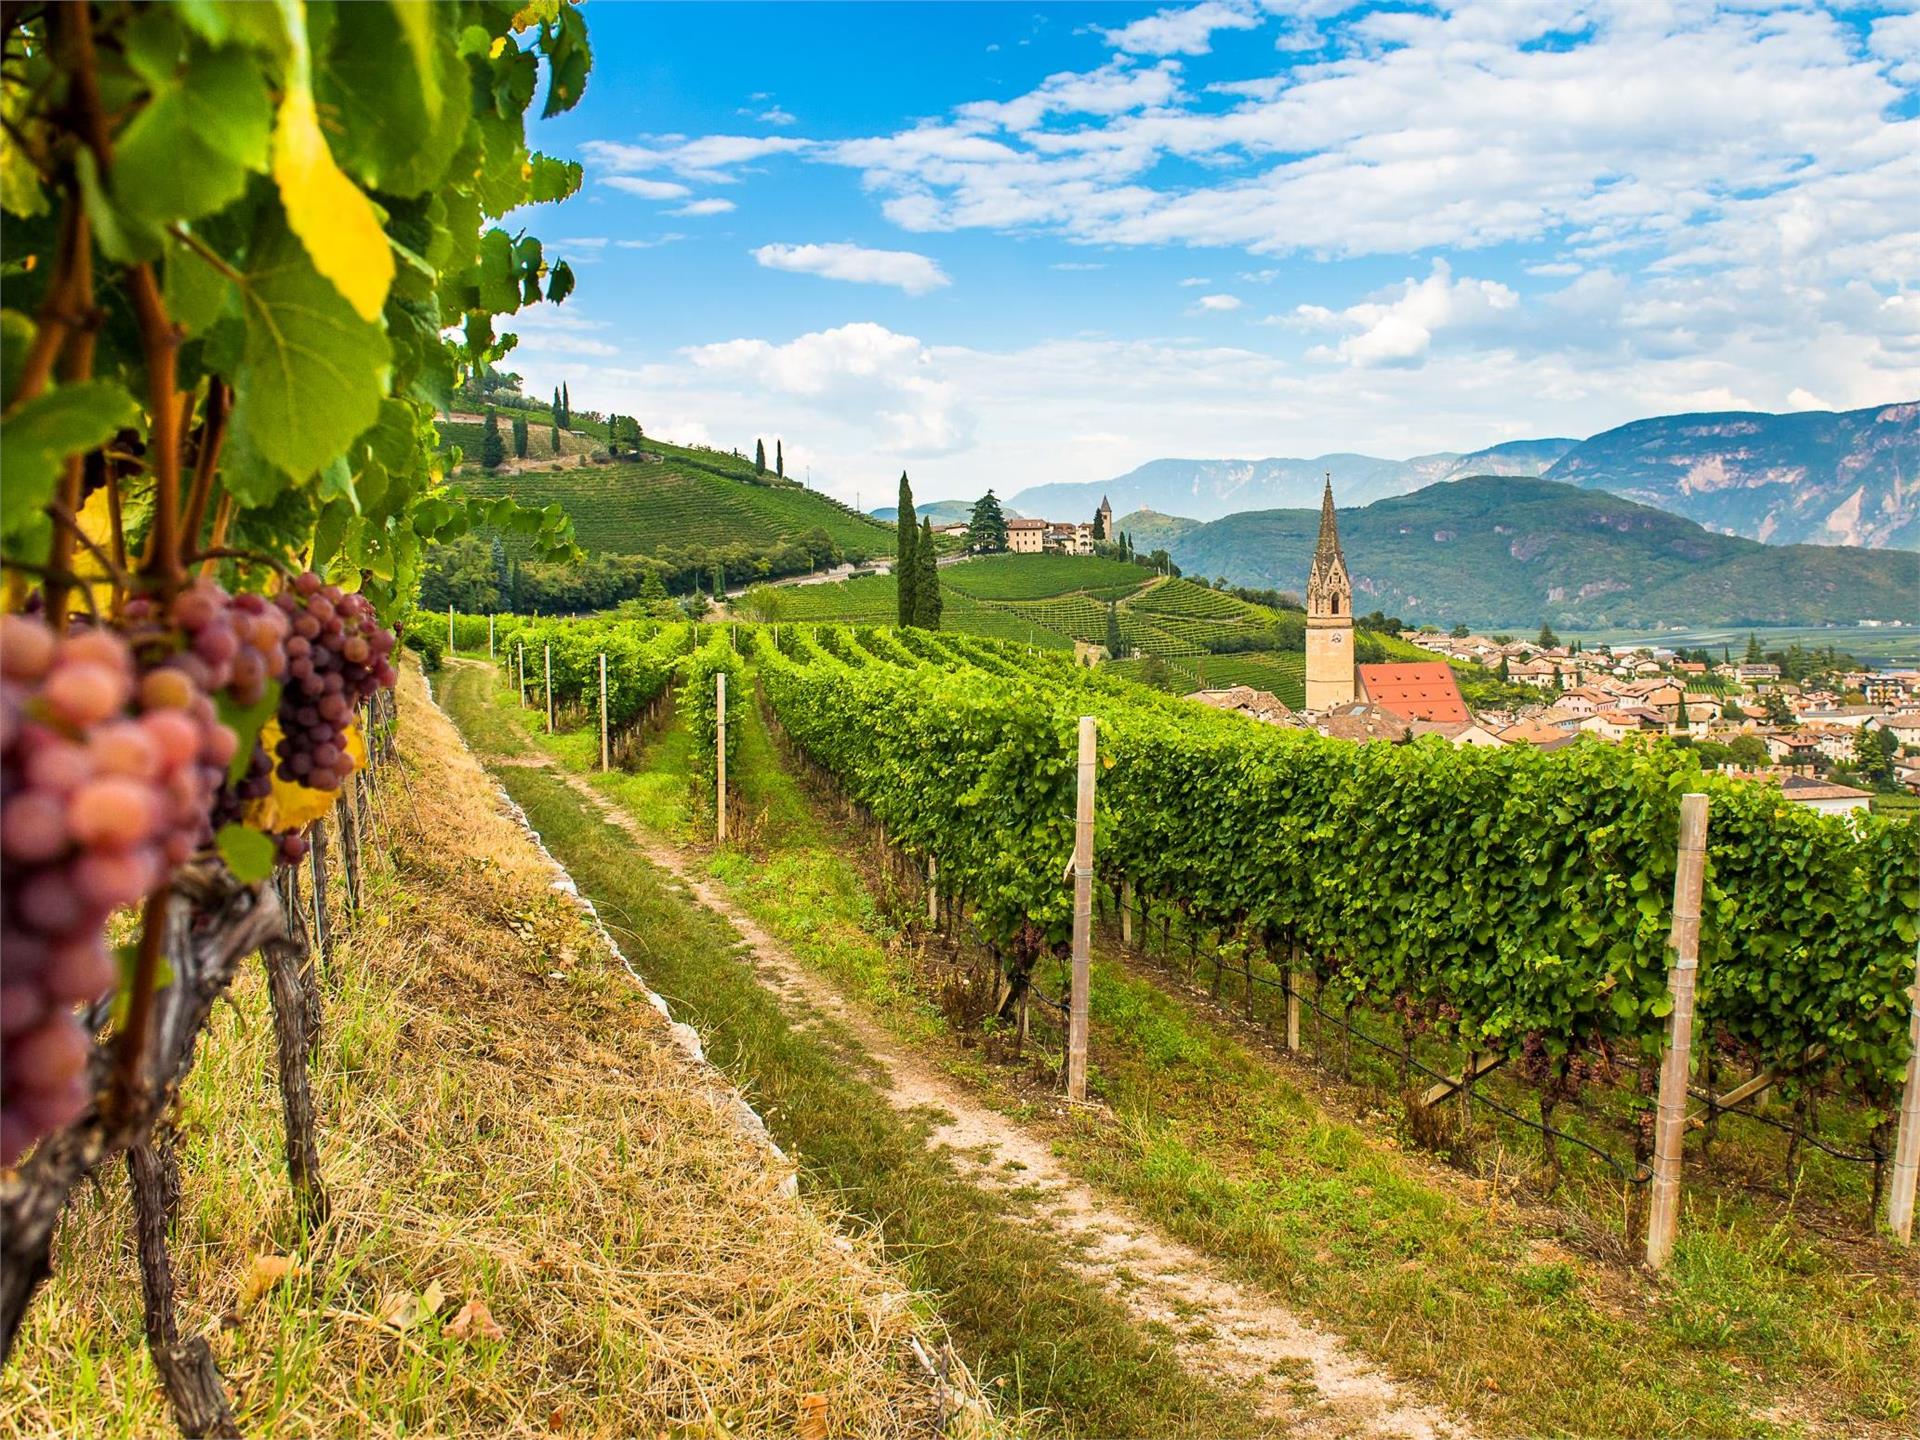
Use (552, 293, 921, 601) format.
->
(1131, 476, 1918, 629)
(995, 401, 1918, 548)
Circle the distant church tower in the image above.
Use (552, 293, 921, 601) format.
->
(1305, 473, 1356, 711)
(1096, 494, 1114, 541)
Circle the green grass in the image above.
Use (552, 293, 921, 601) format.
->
(940, 554, 1154, 601)
(460, 459, 889, 559)
(437, 664, 1259, 1438)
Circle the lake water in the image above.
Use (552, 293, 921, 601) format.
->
(1557, 623, 1920, 669)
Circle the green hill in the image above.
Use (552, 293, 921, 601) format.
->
(1160, 476, 1919, 628)
(460, 443, 890, 560)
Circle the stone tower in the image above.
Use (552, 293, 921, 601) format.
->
(1096, 494, 1114, 541)
(1304, 472, 1356, 711)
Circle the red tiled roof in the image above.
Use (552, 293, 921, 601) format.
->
(1356, 662, 1471, 725)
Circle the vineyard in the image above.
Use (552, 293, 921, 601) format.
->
(460, 451, 888, 559)
(750, 623, 1919, 1214)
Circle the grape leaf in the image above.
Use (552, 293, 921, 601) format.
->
(0, 381, 138, 536)
(216, 822, 277, 884)
(270, 0, 394, 321)
(231, 221, 390, 484)
(115, 42, 271, 225)
(215, 681, 281, 784)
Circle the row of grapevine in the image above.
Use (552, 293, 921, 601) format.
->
(496, 616, 692, 732)
(0, 0, 598, 1415)
(755, 629, 1919, 1107)
(676, 629, 747, 782)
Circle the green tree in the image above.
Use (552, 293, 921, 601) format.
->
(968, 490, 1009, 553)
(754, 438, 766, 474)
(552, 386, 561, 426)
(1763, 689, 1794, 727)
(776, 439, 784, 478)
(1450, 622, 1470, 638)
(1727, 734, 1769, 768)
(550, 421, 560, 453)
(913, 519, 942, 629)
(561, 382, 572, 431)
(481, 407, 506, 469)
(1674, 697, 1689, 730)
(1745, 631, 1765, 664)
(511, 415, 529, 459)
(1105, 602, 1124, 659)
(1853, 725, 1897, 785)
(895, 471, 919, 625)
(1537, 621, 1559, 648)
(1497, 656, 1510, 681)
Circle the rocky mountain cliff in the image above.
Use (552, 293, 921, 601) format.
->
(1142, 476, 1918, 628)
(1542, 401, 1917, 547)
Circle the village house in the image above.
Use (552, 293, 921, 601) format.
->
(1766, 732, 1823, 766)
(1006, 517, 1048, 554)
(1777, 775, 1874, 815)
(1883, 711, 1920, 748)
(1186, 685, 1294, 726)
(1355, 661, 1472, 725)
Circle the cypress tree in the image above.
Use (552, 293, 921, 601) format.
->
(913, 519, 942, 629)
(1105, 601, 1123, 659)
(512, 415, 529, 458)
(1745, 631, 1764, 664)
(754, 438, 766, 474)
(895, 470, 918, 626)
(481, 406, 505, 469)
(561, 382, 571, 430)
(550, 421, 560, 452)
(552, 387, 561, 426)
(775, 439, 784, 479)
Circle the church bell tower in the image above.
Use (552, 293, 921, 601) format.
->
(1304, 473, 1356, 711)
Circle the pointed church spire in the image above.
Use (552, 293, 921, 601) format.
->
(1307, 472, 1351, 621)
(1313, 471, 1340, 569)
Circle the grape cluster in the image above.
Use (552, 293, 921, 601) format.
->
(0, 615, 233, 1166)
(122, 579, 289, 708)
(273, 574, 397, 793)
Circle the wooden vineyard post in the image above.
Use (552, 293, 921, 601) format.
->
(544, 644, 554, 734)
(927, 854, 938, 925)
(1646, 792, 1708, 1271)
(517, 644, 526, 706)
(1286, 945, 1302, 1053)
(598, 653, 610, 772)
(1120, 878, 1134, 947)
(488, 613, 495, 658)
(1887, 933, 1920, 1243)
(1067, 715, 1096, 1103)
(715, 671, 728, 845)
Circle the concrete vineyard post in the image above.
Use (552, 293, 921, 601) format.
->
(447, 604, 453, 656)
(598, 652, 610, 773)
(716, 671, 728, 845)
(1887, 934, 1920, 1243)
(544, 644, 553, 734)
(1067, 715, 1096, 1104)
(1647, 792, 1708, 1271)
(927, 854, 938, 925)
(487, 614, 494, 658)
(1120, 878, 1134, 946)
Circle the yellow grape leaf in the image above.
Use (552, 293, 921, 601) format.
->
(375, 1279, 443, 1333)
(238, 1253, 298, 1312)
(72, 486, 119, 617)
(244, 717, 364, 832)
(269, 0, 394, 322)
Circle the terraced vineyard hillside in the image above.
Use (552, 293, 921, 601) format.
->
(753, 561, 1336, 700)
(461, 446, 889, 558)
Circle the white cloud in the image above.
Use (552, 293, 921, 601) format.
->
(602, 177, 692, 201)
(1099, 1, 1259, 57)
(1194, 293, 1242, 311)
(1293, 261, 1519, 368)
(1051, 261, 1107, 270)
(502, 305, 620, 358)
(751, 242, 951, 295)
(673, 198, 737, 217)
(1178, 276, 1212, 286)
(580, 134, 812, 184)
(1869, 13, 1920, 85)
(615, 233, 686, 249)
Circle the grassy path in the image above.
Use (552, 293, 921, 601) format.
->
(436, 662, 1263, 1438)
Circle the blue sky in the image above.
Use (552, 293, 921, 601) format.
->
(506, 1, 1920, 508)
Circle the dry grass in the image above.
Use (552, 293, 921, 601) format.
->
(2, 663, 976, 1438)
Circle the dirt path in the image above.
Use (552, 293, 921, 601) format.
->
(515, 751, 1471, 1440)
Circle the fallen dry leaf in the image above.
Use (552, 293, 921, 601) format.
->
(797, 1392, 828, 1440)
(447, 1298, 505, 1343)
(375, 1279, 445, 1333)
(237, 1255, 298, 1312)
